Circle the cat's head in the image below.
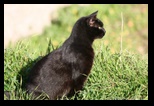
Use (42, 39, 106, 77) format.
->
(71, 11, 106, 41)
(85, 11, 106, 39)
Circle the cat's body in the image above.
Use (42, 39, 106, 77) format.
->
(25, 11, 106, 100)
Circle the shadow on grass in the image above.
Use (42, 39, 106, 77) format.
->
(4, 56, 43, 100)
(17, 56, 43, 89)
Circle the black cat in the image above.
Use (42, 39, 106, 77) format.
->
(25, 11, 106, 100)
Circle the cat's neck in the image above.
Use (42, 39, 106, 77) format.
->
(66, 32, 94, 47)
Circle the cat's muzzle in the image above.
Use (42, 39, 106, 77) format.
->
(98, 27, 106, 34)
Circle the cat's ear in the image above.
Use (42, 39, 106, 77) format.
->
(89, 11, 98, 18)
(87, 11, 98, 27)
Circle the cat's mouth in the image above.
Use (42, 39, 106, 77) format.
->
(98, 26, 106, 33)
(95, 23, 106, 38)
(95, 25, 106, 36)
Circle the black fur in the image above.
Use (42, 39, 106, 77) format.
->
(25, 11, 106, 100)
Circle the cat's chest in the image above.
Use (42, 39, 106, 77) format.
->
(72, 48, 94, 73)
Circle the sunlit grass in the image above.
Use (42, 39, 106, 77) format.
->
(4, 41, 148, 100)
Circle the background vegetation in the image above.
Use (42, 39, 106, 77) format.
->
(4, 4, 148, 100)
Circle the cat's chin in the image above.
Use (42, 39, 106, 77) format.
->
(97, 33, 105, 39)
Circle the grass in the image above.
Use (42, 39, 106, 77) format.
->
(4, 4, 148, 100)
(4, 41, 148, 100)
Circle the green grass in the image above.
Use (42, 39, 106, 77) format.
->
(4, 4, 148, 100)
(4, 41, 148, 100)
